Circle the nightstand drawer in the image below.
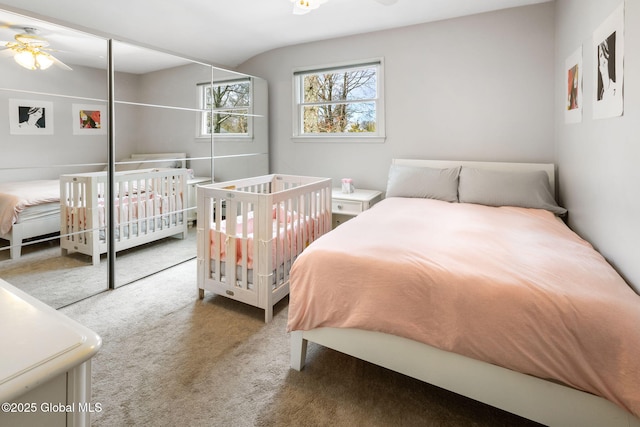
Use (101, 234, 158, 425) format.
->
(332, 199, 363, 216)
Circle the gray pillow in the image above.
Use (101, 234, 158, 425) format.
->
(385, 165, 460, 202)
(458, 167, 567, 215)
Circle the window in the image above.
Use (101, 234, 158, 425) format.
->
(293, 60, 384, 141)
(199, 78, 251, 137)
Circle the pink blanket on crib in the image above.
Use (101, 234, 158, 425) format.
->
(210, 208, 316, 269)
(0, 180, 60, 235)
(67, 192, 182, 229)
(287, 197, 640, 418)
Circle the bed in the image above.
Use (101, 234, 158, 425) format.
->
(59, 153, 188, 265)
(197, 174, 332, 322)
(0, 180, 61, 260)
(288, 159, 640, 427)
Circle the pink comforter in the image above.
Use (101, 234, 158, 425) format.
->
(0, 180, 60, 235)
(288, 197, 640, 418)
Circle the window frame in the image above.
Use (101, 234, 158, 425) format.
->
(292, 58, 386, 143)
(197, 77, 254, 141)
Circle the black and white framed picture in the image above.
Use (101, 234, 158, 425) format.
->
(565, 46, 583, 124)
(593, 3, 624, 119)
(9, 99, 54, 135)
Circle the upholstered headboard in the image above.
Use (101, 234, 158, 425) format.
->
(391, 159, 556, 197)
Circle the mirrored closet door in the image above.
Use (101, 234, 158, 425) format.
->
(0, 8, 110, 307)
(208, 68, 269, 183)
(110, 43, 269, 288)
(1, 7, 269, 305)
(110, 41, 214, 288)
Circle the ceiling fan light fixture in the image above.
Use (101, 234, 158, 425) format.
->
(4, 27, 69, 71)
(35, 51, 54, 70)
(13, 50, 36, 70)
(13, 48, 54, 70)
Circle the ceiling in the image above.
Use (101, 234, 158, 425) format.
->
(0, 0, 552, 71)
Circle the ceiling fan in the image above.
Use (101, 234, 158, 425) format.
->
(0, 27, 72, 71)
(291, 0, 398, 15)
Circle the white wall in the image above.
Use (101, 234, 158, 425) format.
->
(555, 0, 640, 293)
(0, 63, 110, 181)
(237, 3, 556, 191)
(0, 60, 145, 181)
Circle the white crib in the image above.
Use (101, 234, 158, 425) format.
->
(197, 174, 332, 322)
(60, 168, 188, 265)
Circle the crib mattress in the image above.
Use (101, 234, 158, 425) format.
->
(210, 258, 293, 288)
(14, 202, 60, 224)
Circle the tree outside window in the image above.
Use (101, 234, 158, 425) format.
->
(200, 79, 250, 136)
(294, 61, 382, 138)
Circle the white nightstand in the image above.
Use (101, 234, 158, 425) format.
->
(187, 177, 212, 225)
(331, 188, 382, 228)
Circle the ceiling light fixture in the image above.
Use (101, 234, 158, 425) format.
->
(13, 48, 54, 70)
(290, 0, 328, 15)
(3, 27, 69, 71)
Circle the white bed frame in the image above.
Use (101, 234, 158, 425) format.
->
(0, 212, 59, 260)
(197, 174, 332, 322)
(290, 159, 640, 427)
(60, 166, 188, 266)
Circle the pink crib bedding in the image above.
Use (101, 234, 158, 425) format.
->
(97, 193, 182, 227)
(0, 180, 60, 235)
(210, 208, 317, 270)
(287, 197, 640, 418)
(66, 192, 183, 230)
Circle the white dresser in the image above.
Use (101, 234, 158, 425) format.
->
(0, 279, 101, 427)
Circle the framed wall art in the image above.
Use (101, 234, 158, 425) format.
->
(565, 46, 583, 124)
(593, 3, 624, 119)
(9, 99, 54, 135)
(72, 103, 107, 135)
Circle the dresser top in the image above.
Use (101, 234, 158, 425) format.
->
(0, 279, 101, 402)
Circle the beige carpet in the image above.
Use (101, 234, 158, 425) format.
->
(59, 260, 543, 427)
(0, 227, 197, 308)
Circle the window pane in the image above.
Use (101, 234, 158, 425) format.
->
(208, 82, 250, 109)
(303, 67, 377, 103)
(201, 80, 251, 136)
(303, 102, 376, 133)
(208, 109, 249, 134)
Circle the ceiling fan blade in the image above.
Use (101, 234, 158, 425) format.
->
(0, 46, 14, 57)
(50, 53, 73, 71)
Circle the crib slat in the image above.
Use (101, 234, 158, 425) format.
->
(239, 200, 249, 291)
